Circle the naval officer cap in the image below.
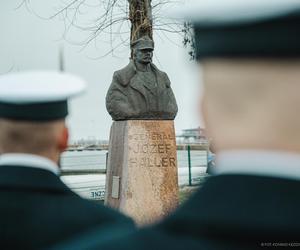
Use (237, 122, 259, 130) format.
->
(131, 36, 154, 50)
(0, 71, 86, 121)
(170, 0, 300, 60)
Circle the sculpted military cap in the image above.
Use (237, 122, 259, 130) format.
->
(0, 71, 86, 121)
(131, 36, 154, 50)
(170, 0, 300, 60)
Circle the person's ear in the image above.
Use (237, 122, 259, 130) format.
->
(58, 126, 69, 153)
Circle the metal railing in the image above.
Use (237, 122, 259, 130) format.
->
(60, 146, 210, 200)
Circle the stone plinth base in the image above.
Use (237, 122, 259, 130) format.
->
(105, 120, 179, 226)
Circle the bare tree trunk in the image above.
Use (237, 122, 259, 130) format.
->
(129, 0, 153, 43)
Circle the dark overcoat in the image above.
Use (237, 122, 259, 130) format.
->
(53, 174, 300, 249)
(0, 165, 133, 249)
(106, 61, 178, 120)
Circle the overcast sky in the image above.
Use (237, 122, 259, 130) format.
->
(0, 0, 203, 141)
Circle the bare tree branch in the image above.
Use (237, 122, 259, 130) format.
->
(21, 0, 189, 57)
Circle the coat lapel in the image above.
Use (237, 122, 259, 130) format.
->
(142, 78, 157, 96)
(128, 62, 168, 97)
(130, 75, 149, 99)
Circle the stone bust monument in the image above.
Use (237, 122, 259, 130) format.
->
(106, 36, 178, 121)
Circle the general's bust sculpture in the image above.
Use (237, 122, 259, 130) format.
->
(106, 36, 178, 121)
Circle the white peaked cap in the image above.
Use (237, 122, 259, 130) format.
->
(0, 71, 86, 104)
(0, 71, 86, 121)
(168, 0, 300, 25)
(168, 0, 300, 60)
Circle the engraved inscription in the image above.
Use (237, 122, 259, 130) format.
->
(130, 143, 172, 154)
(128, 123, 177, 169)
(129, 157, 176, 168)
(129, 132, 175, 141)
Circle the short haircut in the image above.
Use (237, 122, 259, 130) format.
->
(0, 119, 65, 154)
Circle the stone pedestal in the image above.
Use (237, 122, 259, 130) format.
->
(105, 120, 179, 225)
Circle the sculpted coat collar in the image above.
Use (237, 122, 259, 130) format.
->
(131, 70, 158, 96)
(117, 60, 170, 88)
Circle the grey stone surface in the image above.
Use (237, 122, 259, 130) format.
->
(106, 37, 178, 121)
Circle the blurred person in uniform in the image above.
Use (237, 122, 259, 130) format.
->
(51, 0, 300, 249)
(206, 150, 216, 174)
(0, 71, 133, 249)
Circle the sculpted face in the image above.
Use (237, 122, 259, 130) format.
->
(135, 48, 153, 64)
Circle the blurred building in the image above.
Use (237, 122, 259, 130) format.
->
(177, 127, 208, 144)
